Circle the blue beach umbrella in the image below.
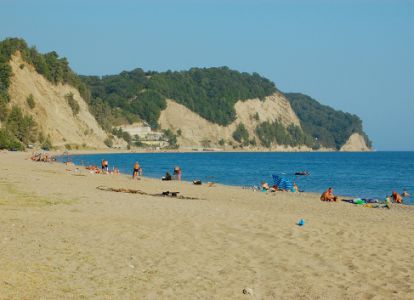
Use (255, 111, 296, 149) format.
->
(272, 174, 294, 191)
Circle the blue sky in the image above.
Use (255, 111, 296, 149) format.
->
(1, 0, 413, 150)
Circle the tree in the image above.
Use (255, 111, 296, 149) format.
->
(163, 129, 178, 148)
(232, 123, 249, 146)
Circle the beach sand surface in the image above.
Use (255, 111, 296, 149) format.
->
(0, 152, 413, 299)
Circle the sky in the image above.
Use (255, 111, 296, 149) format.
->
(1, 0, 413, 150)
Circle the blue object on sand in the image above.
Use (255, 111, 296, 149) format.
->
(297, 219, 305, 226)
(272, 175, 294, 191)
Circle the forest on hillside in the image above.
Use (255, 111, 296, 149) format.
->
(81, 66, 277, 129)
(285, 93, 372, 149)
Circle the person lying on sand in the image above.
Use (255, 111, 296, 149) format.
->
(391, 191, 403, 204)
(320, 187, 338, 202)
(132, 161, 142, 179)
(261, 181, 275, 192)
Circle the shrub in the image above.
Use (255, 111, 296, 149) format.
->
(0, 128, 23, 150)
(6, 106, 37, 145)
(65, 92, 80, 115)
(255, 121, 314, 148)
(104, 137, 113, 148)
(122, 131, 132, 144)
(26, 94, 35, 109)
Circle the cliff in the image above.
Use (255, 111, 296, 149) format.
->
(0, 38, 372, 151)
(7, 52, 108, 148)
(159, 93, 313, 150)
(340, 133, 371, 152)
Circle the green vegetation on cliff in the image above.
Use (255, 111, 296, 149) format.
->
(0, 38, 69, 149)
(285, 93, 372, 149)
(81, 67, 277, 128)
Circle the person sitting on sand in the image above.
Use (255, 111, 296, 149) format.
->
(173, 166, 182, 180)
(261, 181, 276, 192)
(261, 181, 270, 191)
(293, 182, 299, 193)
(132, 161, 142, 179)
(320, 187, 338, 202)
(391, 191, 403, 204)
(162, 172, 172, 181)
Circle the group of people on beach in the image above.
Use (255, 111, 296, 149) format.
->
(85, 160, 120, 175)
(66, 154, 412, 206)
(319, 187, 410, 204)
(89, 158, 182, 182)
(162, 166, 182, 181)
(31, 152, 53, 162)
(260, 181, 300, 193)
(388, 190, 410, 204)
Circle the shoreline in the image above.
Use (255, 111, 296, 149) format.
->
(56, 150, 412, 206)
(1, 151, 413, 298)
(48, 147, 377, 156)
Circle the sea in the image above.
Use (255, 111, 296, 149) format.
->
(61, 151, 414, 205)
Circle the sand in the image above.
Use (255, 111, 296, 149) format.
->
(0, 151, 413, 299)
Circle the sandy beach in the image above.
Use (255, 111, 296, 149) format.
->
(0, 151, 413, 299)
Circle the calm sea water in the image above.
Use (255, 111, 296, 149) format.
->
(61, 152, 414, 205)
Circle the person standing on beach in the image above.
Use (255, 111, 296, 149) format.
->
(132, 161, 142, 179)
(101, 159, 109, 173)
(173, 166, 182, 180)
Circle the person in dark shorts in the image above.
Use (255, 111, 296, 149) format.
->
(101, 159, 109, 172)
(132, 161, 142, 179)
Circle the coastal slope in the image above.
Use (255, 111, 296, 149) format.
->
(340, 133, 371, 151)
(7, 53, 107, 148)
(159, 93, 313, 151)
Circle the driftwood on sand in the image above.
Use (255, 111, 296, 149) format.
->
(96, 186, 201, 200)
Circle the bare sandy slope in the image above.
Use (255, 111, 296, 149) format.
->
(341, 133, 371, 152)
(0, 151, 412, 299)
(7, 53, 107, 148)
(159, 93, 314, 151)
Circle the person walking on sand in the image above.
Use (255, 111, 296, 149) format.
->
(132, 161, 142, 179)
(320, 187, 338, 202)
